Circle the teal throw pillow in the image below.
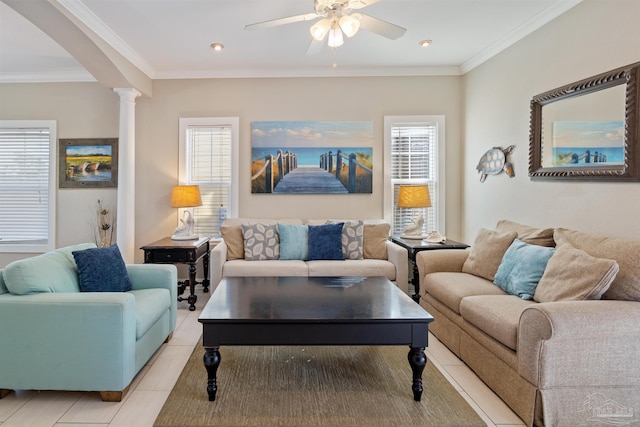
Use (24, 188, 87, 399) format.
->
(308, 222, 344, 261)
(494, 239, 555, 300)
(278, 224, 309, 260)
(72, 244, 131, 292)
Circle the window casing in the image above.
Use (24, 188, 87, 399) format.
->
(179, 118, 238, 238)
(384, 116, 445, 236)
(0, 120, 56, 253)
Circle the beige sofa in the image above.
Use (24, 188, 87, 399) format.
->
(211, 218, 408, 293)
(417, 220, 640, 427)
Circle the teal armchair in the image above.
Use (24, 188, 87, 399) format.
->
(0, 244, 177, 401)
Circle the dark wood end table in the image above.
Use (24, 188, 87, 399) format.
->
(199, 276, 434, 402)
(389, 235, 469, 302)
(140, 237, 210, 311)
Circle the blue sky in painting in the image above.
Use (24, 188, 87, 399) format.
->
(66, 145, 111, 156)
(552, 121, 624, 148)
(251, 121, 373, 148)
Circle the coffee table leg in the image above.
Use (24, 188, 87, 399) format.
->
(203, 347, 220, 401)
(408, 347, 426, 401)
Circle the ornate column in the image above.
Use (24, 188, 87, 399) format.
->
(113, 88, 141, 263)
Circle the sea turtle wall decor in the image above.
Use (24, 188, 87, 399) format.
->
(477, 145, 515, 182)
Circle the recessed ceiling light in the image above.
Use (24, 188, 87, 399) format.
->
(210, 43, 224, 51)
(419, 40, 432, 47)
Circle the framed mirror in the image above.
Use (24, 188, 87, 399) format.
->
(529, 61, 640, 181)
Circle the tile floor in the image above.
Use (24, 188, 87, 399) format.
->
(0, 288, 526, 427)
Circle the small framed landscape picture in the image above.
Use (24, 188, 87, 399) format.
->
(59, 138, 118, 188)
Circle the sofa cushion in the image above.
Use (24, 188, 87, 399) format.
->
(223, 260, 308, 276)
(308, 223, 344, 260)
(341, 220, 364, 260)
(307, 259, 396, 281)
(73, 244, 132, 292)
(278, 224, 309, 260)
(554, 228, 640, 301)
(242, 223, 280, 261)
(496, 220, 555, 247)
(363, 223, 390, 259)
(221, 219, 305, 261)
(462, 228, 517, 281)
(460, 295, 536, 350)
(2, 243, 96, 295)
(494, 239, 555, 300)
(534, 243, 619, 302)
(128, 288, 171, 339)
(424, 272, 506, 314)
(0, 271, 8, 294)
(221, 225, 244, 260)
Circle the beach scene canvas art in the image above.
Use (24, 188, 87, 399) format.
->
(551, 121, 624, 166)
(251, 121, 373, 194)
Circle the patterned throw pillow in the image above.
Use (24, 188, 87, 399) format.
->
(341, 220, 364, 260)
(241, 223, 280, 261)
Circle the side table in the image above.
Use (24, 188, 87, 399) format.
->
(140, 237, 211, 311)
(389, 235, 469, 302)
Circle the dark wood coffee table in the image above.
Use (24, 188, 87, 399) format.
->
(198, 276, 434, 402)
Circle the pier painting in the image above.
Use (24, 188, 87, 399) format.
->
(552, 121, 624, 166)
(251, 121, 373, 194)
(59, 138, 118, 188)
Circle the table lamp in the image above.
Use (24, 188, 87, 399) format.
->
(397, 184, 431, 239)
(171, 185, 203, 240)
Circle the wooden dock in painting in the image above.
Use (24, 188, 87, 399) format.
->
(273, 167, 348, 194)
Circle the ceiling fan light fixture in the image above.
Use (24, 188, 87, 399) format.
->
(310, 18, 331, 41)
(339, 14, 360, 37)
(327, 23, 344, 48)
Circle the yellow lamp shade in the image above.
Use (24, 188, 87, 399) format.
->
(170, 185, 202, 208)
(397, 185, 431, 208)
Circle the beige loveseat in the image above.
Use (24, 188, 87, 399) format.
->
(417, 220, 640, 427)
(211, 218, 408, 293)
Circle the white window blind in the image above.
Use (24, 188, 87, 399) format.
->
(0, 120, 56, 252)
(179, 118, 238, 238)
(384, 116, 444, 236)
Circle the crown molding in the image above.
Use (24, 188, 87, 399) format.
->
(0, 70, 96, 83)
(461, 0, 583, 74)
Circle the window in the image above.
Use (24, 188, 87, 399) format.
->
(384, 116, 445, 236)
(179, 118, 238, 238)
(0, 120, 56, 253)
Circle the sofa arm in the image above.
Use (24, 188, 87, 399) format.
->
(127, 263, 177, 331)
(386, 241, 408, 294)
(416, 249, 469, 289)
(518, 300, 640, 388)
(0, 292, 138, 391)
(211, 241, 228, 290)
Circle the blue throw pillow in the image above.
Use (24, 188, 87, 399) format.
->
(494, 239, 555, 300)
(72, 244, 132, 292)
(278, 224, 309, 260)
(308, 222, 344, 261)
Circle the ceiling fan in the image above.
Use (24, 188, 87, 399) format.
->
(244, 0, 407, 53)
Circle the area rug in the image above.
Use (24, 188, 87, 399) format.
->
(154, 344, 486, 427)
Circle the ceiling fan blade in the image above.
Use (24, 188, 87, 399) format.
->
(348, 0, 382, 9)
(357, 13, 406, 40)
(306, 38, 324, 55)
(245, 13, 320, 31)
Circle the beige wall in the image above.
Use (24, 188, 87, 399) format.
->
(1, 76, 462, 266)
(462, 0, 640, 241)
(135, 76, 463, 262)
(0, 83, 119, 266)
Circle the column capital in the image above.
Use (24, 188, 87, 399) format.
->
(113, 88, 142, 101)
